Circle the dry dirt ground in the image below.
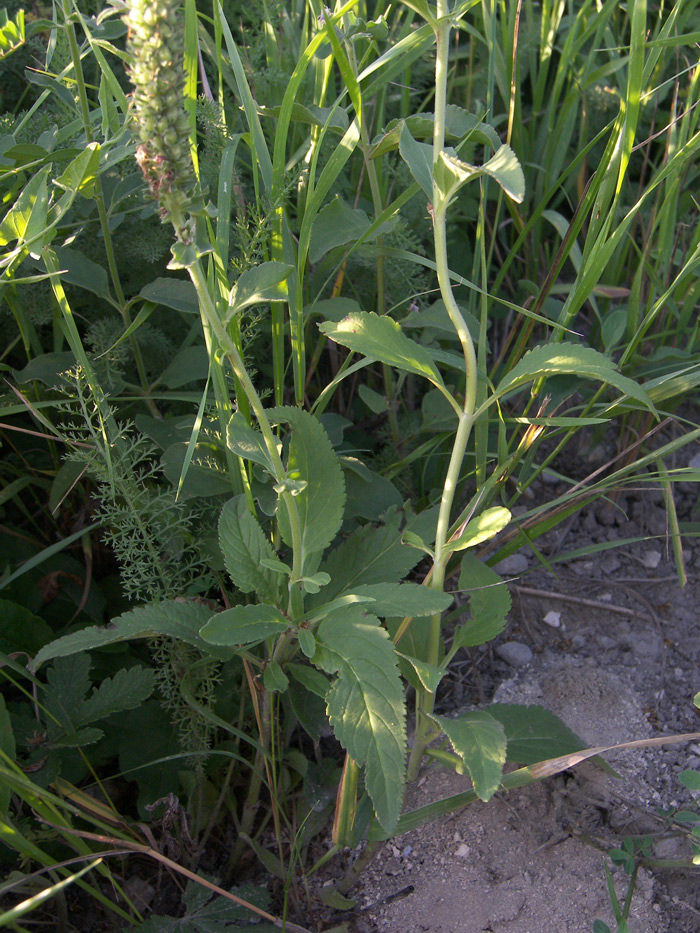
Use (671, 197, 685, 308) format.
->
(320, 448, 700, 933)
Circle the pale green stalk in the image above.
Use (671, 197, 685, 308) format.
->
(182, 249, 306, 619)
(407, 1, 480, 780)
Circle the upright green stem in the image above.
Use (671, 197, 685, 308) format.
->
(407, 4, 480, 781)
(186, 254, 305, 619)
(61, 0, 155, 409)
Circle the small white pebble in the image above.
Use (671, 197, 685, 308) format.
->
(543, 610, 561, 628)
(455, 843, 470, 858)
(641, 549, 662, 569)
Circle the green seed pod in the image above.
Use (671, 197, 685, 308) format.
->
(124, 0, 195, 219)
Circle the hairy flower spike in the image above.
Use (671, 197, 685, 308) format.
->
(125, 0, 195, 219)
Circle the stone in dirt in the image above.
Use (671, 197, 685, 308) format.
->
(496, 641, 533, 667)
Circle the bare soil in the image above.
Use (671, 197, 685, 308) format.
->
(320, 445, 700, 933)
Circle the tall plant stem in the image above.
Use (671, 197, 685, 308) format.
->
(61, 0, 156, 413)
(407, 5, 480, 781)
(184, 251, 305, 620)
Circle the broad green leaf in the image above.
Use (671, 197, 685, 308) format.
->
(52, 142, 100, 200)
(46, 653, 91, 732)
(435, 711, 506, 801)
(270, 407, 346, 563)
(161, 442, 232, 498)
(319, 312, 448, 392)
(358, 384, 388, 413)
(160, 346, 209, 388)
(494, 343, 655, 411)
(444, 506, 511, 553)
(12, 351, 75, 386)
(313, 506, 421, 604)
(370, 108, 499, 159)
(257, 101, 349, 133)
(679, 770, 700, 791)
(225, 413, 273, 471)
(80, 666, 155, 724)
(287, 662, 329, 698)
(52, 247, 110, 300)
(488, 704, 585, 764)
(344, 464, 403, 521)
(0, 166, 50, 248)
(454, 554, 511, 648)
(200, 603, 289, 648)
(0, 599, 53, 656)
(346, 583, 452, 618)
(227, 262, 293, 317)
(398, 122, 434, 197)
(139, 277, 199, 314)
(263, 661, 289, 693)
(31, 600, 231, 671)
(218, 495, 279, 603)
(396, 653, 445, 693)
(434, 144, 525, 205)
(304, 296, 362, 323)
(309, 197, 394, 263)
(314, 607, 406, 833)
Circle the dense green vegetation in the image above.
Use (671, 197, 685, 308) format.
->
(1, 0, 699, 927)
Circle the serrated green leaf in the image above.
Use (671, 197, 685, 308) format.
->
(488, 704, 585, 764)
(314, 607, 406, 834)
(309, 196, 394, 263)
(313, 506, 421, 605)
(270, 407, 346, 565)
(444, 507, 511, 553)
(319, 312, 448, 392)
(495, 343, 655, 410)
(346, 583, 452, 618)
(218, 496, 279, 602)
(398, 122, 434, 197)
(227, 261, 293, 317)
(31, 600, 231, 671)
(46, 654, 92, 730)
(200, 604, 289, 648)
(453, 554, 511, 648)
(80, 666, 155, 724)
(435, 711, 506, 801)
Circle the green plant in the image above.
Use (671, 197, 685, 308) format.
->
(1, 0, 700, 927)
